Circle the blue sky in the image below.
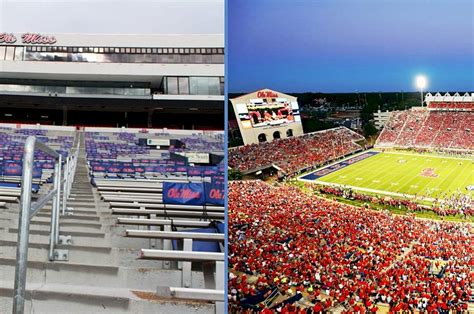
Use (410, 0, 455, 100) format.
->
(229, 0, 473, 92)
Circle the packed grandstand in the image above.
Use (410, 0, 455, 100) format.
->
(229, 127, 365, 176)
(376, 93, 473, 151)
(228, 94, 473, 313)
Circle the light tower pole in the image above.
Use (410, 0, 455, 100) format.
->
(415, 75, 427, 107)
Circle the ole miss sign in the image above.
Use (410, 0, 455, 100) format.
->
(257, 90, 278, 98)
(0, 33, 57, 45)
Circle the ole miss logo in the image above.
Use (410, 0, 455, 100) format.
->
(0, 33, 57, 45)
(0, 33, 17, 44)
(22, 33, 57, 44)
(167, 188, 201, 200)
(209, 188, 224, 200)
(257, 90, 278, 98)
(420, 168, 438, 178)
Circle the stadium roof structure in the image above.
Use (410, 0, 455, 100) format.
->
(0, 32, 224, 127)
(425, 92, 473, 111)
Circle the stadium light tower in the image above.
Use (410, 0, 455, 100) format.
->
(415, 75, 427, 107)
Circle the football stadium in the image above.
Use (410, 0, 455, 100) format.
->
(0, 32, 224, 313)
(228, 91, 473, 312)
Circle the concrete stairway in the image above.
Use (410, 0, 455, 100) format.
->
(0, 138, 214, 313)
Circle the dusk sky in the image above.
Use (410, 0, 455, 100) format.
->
(229, 0, 473, 93)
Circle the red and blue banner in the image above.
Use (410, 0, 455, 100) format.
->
(204, 183, 225, 205)
(163, 182, 206, 205)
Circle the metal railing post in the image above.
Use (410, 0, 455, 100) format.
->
(62, 156, 69, 215)
(55, 154, 62, 243)
(12, 137, 35, 314)
(49, 155, 61, 260)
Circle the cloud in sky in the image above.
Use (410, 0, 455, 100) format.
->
(0, 0, 224, 34)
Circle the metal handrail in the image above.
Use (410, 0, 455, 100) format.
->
(13, 136, 78, 314)
(62, 141, 79, 215)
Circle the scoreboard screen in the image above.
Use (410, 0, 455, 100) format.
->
(235, 98, 300, 129)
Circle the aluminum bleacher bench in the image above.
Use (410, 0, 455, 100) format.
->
(138, 249, 224, 262)
(94, 177, 204, 184)
(103, 196, 164, 203)
(112, 208, 224, 219)
(98, 186, 162, 192)
(100, 191, 163, 198)
(117, 218, 214, 228)
(0, 196, 19, 203)
(0, 189, 21, 197)
(96, 181, 163, 188)
(110, 202, 224, 212)
(125, 230, 224, 241)
(101, 192, 163, 198)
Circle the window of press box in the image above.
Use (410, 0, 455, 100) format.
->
(16, 45, 224, 55)
(165, 76, 223, 95)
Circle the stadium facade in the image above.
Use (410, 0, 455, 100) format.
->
(230, 88, 304, 145)
(0, 32, 224, 128)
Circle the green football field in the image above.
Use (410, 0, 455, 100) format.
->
(302, 151, 473, 199)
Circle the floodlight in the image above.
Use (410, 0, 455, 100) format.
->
(415, 75, 427, 90)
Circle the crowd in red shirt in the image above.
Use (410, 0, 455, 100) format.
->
(317, 185, 473, 218)
(229, 180, 473, 313)
(377, 109, 474, 150)
(229, 127, 365, 175)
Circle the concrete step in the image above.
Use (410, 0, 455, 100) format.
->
(30, 219, 103, 230)
(0, 281, 215, 313)
(67, 202, 96, 207)
(1, 213, 106, 229)
(37, 208, 100, 216)
(0, 245, 115, 265)
(0, 239, 111, 253)
(8, 227, 107, 239)
(70, 190, 93, 194)
(0, 257, 205, 290)
(0, 233, 112, 248)
(0, 240, 161, 268)
(36, 213, 100, 221)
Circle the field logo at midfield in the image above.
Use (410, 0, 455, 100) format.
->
(420, 168, 438, 178)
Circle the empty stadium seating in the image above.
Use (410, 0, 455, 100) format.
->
(0, 124, 224, 313)
(85, 128, 225, 311)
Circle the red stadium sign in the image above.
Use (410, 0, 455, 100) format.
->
(0, 33, 17, 44)
(21, 33, 57, 45)
(0, 33, 57, 45)
(257, 90, 278, 98)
